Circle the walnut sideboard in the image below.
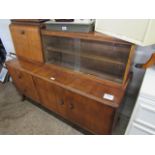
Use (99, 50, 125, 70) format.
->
(6, 20, 135, 134)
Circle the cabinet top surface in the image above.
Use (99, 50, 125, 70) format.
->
(6, 59, 125, 108)
(33, 63, 125, 108)
(6, 58, 42, 73)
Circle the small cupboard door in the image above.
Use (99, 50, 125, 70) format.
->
(7, 66, 40, 102)
(10, 24, 44, 63)
(33, 77, 67, 117)
(64, 91, 115, 134)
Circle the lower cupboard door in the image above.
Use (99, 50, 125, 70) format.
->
(33, 77, 67, 117)
(33, 77, 59, 112)
(8, 66, 40, 102)
(65, 91, 115, 135)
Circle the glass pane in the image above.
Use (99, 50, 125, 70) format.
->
(43, 36, 131, 83)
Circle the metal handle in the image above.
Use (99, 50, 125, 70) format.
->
(18, 75, 22, 79)
(69, 103, 74, 110)
(20, 30, 25, 35)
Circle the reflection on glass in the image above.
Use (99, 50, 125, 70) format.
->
(43, 36, 131, 83)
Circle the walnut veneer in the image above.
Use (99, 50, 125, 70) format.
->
(6, 21, 135, 134)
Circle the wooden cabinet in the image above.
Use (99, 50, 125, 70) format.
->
(30, 62, 125, 134)
(7, 22, 135, 134)
(33, 75, 115, 134)
(6, 58, 123, 134)
(10, 24, 44, 63)
(42, 30, 134, 86)
(6, 59, 41, 103)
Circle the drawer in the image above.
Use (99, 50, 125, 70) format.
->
(7, 66, 40, 102)
(134, 98, 155, 129)
(128, 122, 155, 135)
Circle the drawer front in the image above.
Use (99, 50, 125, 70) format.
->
(64, 91, 115, 134)
(7, 66, 40, 102)
(134, 97, 155, 129)
(10, 24, 44, 63)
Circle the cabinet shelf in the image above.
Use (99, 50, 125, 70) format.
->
(46, 46, 125, 66)
(47, 60, 123, 83)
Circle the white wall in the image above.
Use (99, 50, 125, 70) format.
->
(95, 19, 155, 46)
(0, 19, 15, 53)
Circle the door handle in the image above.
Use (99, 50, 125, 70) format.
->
(69, 103, 74, 110)
(20, 30, 25, 35)
(18, 74, 22, 79)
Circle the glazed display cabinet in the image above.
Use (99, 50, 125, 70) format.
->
(6, 20, 135, 134)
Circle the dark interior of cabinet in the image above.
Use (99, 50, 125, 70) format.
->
(42, 35, 131, 83)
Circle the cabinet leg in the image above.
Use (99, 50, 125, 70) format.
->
(21, 94, 26, 101)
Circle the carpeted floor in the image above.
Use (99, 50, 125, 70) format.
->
(0, 82, 136, 135)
